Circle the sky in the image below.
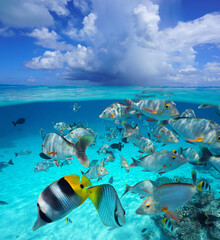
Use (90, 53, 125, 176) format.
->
(0, 0, 220, 86)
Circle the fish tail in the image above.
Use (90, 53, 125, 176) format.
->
(80, 170, 85, 175)
(81, 175, 91, 188)
(8, 159, 14, 165)
(14, 152, 18, 157)
(124, 99, 135, 109)
(192, 171, 197, 186)
(129, 157, 140, 167)
(12, 121, 16, 127)
(74, 135, 94, 167)
(121, 184, 132, 197)
(197, 147, 212, 165)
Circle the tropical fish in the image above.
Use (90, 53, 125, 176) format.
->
(121, 180, 158, 199)
(59, 160, 72, 167)
(134, 137, 156, 154)
(12, 117, 25, 127)
(42, 133, 94, 167)
(129, 150, 188, 174)
(0, 159, 14, 171)
(99, 102, 138, 124)
(136, 171, 197, 223)
(97, 144, 110, 155)
(34, 160, 56, 173)
(109, 176, 113, 184)
(39, 128, 46, 140)
(88, 184, 126, 229)
(162, 117, 220, 149)
(14, 150, 32, 157)
(32, 174, 91, 231)
(52, 121, 72, 133)
(65, 128, 96, 144)
(122, 120, 141, 139)
(73, 101, 81, 112)
(105, 151, 116, 163)
(120, 156, 130, 173)
(179, 147, 200, 163)
(65, 217, 72, 223)
(110, 142, 124, 151)
(0, 200, 8, 205)
(122, 137, 129, 144)
(151, 125, 178, 144)
(197, 181, 211, 192)
(181, 108, 196, 118)
(124, 99, 179, 121)
(81, 160, 108, 181)
(162, 217, 174, 233)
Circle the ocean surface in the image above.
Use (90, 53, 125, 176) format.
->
(0, 86, 219, 240)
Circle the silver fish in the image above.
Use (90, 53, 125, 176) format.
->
(53, 121, 72, 133)
(81, 160, 109, 181)
(14, 150, 32, 157)
(34, 160, 55, 172)
(105, 151, 116, 163)
(73, 101, 81, 112)
(42, 133, 94, 167)
(120, 156, 130, 173)
(179, 147, 200, 163)
(64, 127, 95, 144)
(181, 108, 196, 118)
(151, 125, 178, 144)
(0, 159, 14, 171)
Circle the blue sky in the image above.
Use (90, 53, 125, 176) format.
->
(0, 0, 220, 86)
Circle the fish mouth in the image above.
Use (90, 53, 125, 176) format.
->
(136, 208, 145, 215)
(99, 114, 103, 118)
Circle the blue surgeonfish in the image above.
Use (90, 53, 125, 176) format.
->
(88, 184, 126, 230)
(32, 174, 91, 231)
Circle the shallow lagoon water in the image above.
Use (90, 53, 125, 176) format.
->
(0, 86, 220, 240)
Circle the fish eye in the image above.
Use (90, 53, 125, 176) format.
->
(164, 103, 170, 110)
(171, 155, 176, 160)
(100, 168, 103, 172)
(216, 135, 220, 142)
(161, 128, 164, 133)
(170, 136, 173, 139)
(145, 203, 151, 209)
(172, 150, 177, 154)
(150, 148, 154, 152)
(123, 161, 125, 164)
(193, 154, 196, 157)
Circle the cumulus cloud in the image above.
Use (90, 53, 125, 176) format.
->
(73, 0, 91, 15)
(27, 28, 73, 51)
(22, 0, 220, 86)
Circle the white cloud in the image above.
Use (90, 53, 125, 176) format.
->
(27, 28, 73, 51)
(0, 27, 14, 37)
(73, 0, 91, 15)
(65, 13, 97, 40)
(39, 0, 70, 16)
(26, 44, 96, 71)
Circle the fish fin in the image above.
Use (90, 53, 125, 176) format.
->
(185, 137, 203, 142)
(141, 188, 150, 193)
(39, 152, 51, 159)
(14, 152, 18, 157)
(198, 147, 212, 164)
(75, 135, 94, 167)
(147, 118, 157, 122)
(125, 168, 130, 173)
(97, 178, 102, 182)
(192, 170, 197, 186)
(99, 160, 104, 167)
(12, 121, 16, 127)
(179, 147, 183, 154)
(141, 107, 157, 114)
(140, 196, 145, 199)
(124, 99, 135, 108)
(81, 175, 91, 187)
(162, 207, 179, 223)
(8, 159, 14, 165)
(129, 157, 140, 167)
(32, 216, 47, 231)
(114, 120, 120, 124)
(44, 169, 48, 172)
(108, 227, 115, 231)
(121, 184, 132, 197)
(80, 170, 85, 175)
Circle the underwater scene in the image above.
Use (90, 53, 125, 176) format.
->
(0, 86, 220, 240)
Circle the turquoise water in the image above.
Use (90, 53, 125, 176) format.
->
(0, 86, 220, 240)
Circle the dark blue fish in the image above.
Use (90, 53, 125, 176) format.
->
(0, 201, 8, 205)
(12, 118, 25, 127)
(109, 176, 113, 184)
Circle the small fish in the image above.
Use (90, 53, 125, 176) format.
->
(162, 217, 174, 233)
(34, 160, 56, 172)
(179, 147, 199, 163)
(151, 125, 178, 144)
(136, 171, 197, 223)
(97, 144, 110, 155)
(121, 180, 158, 198)
(105, 151, 116, 163)
(109, 176, 113, 184)
(110, 142, 124, 151)
(65, 128, 96, 144)
(116, 127, 123, 133)
(14, 150, 32, 157)
(59, 160, 72, 168)
(32, 174, 91, 231)
(122, 137, 128, 144)
(0, 159, 14, 171)
(52, 121, 72, 133)
(81, 160, 109, 181)
(88, 184, 126, 229)
(0, 201, 8, 205)
(12, 117, 25, 127)
(134, 137, 156, 154)
(141, 228, 147, 233)
(73, 101, 81, 112)
(65, 217, 72, 223)
(120, 156, 130, 173)
(39, 128, 46, 140)
(197, 181, 211, 192)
